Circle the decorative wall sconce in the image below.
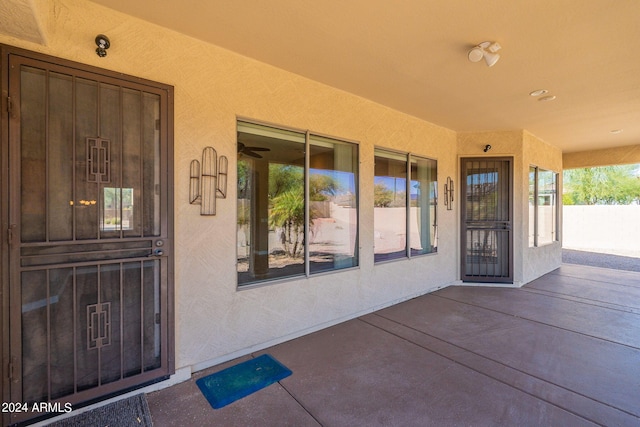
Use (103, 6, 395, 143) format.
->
(189, 147, 228, 215)
(444, 176, 454, 211)
(95, 34, 110, 57)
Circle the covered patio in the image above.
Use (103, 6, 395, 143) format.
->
(147, 262, 640, 426)
(3, 2, 640, 424)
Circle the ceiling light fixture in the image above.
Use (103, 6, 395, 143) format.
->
(529, 89, 548, 97)
(610, 129, 623, 134)
(538, 95, 557, 102)
(468, 41, 501, 67)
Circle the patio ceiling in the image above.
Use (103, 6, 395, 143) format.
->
(91, 1, 639, 153)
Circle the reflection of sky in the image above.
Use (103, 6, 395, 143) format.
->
(375, 176, 406, 193)
(467, 172, 498, 184)
(375, 176, 436, 199)
(312, 169, 356, 194)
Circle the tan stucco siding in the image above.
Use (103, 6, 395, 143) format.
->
(456, 130, 563, 285)
(0, 0, 48, 44)
(563, 144, 640, 169)
(522, 131, 563, 283)
(1, 0, 565, 377)
(0, 0, 463, 371)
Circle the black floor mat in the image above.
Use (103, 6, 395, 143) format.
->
(48, 394, 153, 427)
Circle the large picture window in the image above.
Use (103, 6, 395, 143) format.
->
(237, 121, 358, 286)
(529, 166, 558, 246)
(374, 149, 437, 262)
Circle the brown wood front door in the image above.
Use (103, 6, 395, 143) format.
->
(460, 158, 513, 283)
(2, 46, 174, 425)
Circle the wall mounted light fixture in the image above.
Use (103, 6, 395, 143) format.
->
(95, 34, 110, 57)
(468, 41, 501, 67)
(444, 176, 454, 211)
(189, 147, 228, 215)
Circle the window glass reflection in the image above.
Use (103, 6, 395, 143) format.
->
(237, 122, 360, 286)
(537, 169, 557, 245)
(374, 150, 408, 262)
(102, 187, 134, 231)
(309, 135, 358, 273)
(237, 122, 306, 285)
(410, 156, 438, 255)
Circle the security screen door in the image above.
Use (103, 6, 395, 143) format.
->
(3, 48, 173, 424)
(460, 158, 513, 283)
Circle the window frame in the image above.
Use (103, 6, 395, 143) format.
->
(236, 118, 360, 288)
(373, 147, 438, 263)
(529, 165, 559, 247)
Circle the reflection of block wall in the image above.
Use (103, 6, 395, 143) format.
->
(537, 206, 556, 245)
(237, 202, 358, 257)
(310, 201, 331, 218)
(374, 207, 436, 252)
(564, 205, 640, 253)
(374, 208, 406, 253)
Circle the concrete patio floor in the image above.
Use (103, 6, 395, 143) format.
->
(147, 264, 640, 426)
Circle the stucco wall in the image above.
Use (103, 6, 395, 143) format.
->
(522, 131, 563, 283)
(563, 144, 640, 169)
(0, 0, 47, 44)
(0, 0, 463, 372)
(456, 130, 563, 285)
(1, 0, 565, 379)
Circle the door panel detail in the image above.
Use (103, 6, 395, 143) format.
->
(2, 47, 174, 424)
(87, 302, 111, 350)
(460, 158, 513, 283)
(86, 138, 111, 184)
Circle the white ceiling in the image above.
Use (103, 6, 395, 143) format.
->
(94, 0, 640, 153)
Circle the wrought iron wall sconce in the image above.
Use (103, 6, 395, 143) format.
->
(444, 176, 454, 210)
(95, 34, 110, 57)
(189, 147, 228, 215)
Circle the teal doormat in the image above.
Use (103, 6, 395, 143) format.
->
(196, 354, 292, 409)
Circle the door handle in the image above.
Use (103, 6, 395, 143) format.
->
(148, 239, 166, 257)
(148, 248, 165, 257)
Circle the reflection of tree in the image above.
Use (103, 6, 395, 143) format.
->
(467, 183, 498, 220)
(270, 186, 305, 258)
(374, 183, 393, 207)
(310, 174, 338, 201)
(237, 161, 249, 200)
(239, 162, 344, 259)
(267, 165, 341, 258)
(268, 165, 304, 257)
(269, 164, 302, 199)
(104, 187, 133, 209)
(237, 161, 250, 233)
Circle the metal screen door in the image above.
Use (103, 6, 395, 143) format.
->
(460, 158, 513, 283)
(2, 47, 174, 424)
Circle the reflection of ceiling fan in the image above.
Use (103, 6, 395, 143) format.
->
(238, 142, 270, 158)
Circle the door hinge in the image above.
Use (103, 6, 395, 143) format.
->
(6, 96, 12, 114)
(155, 313, 161, 324)
(8, 356, 16, 382)
(7, 224, 16, 246)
